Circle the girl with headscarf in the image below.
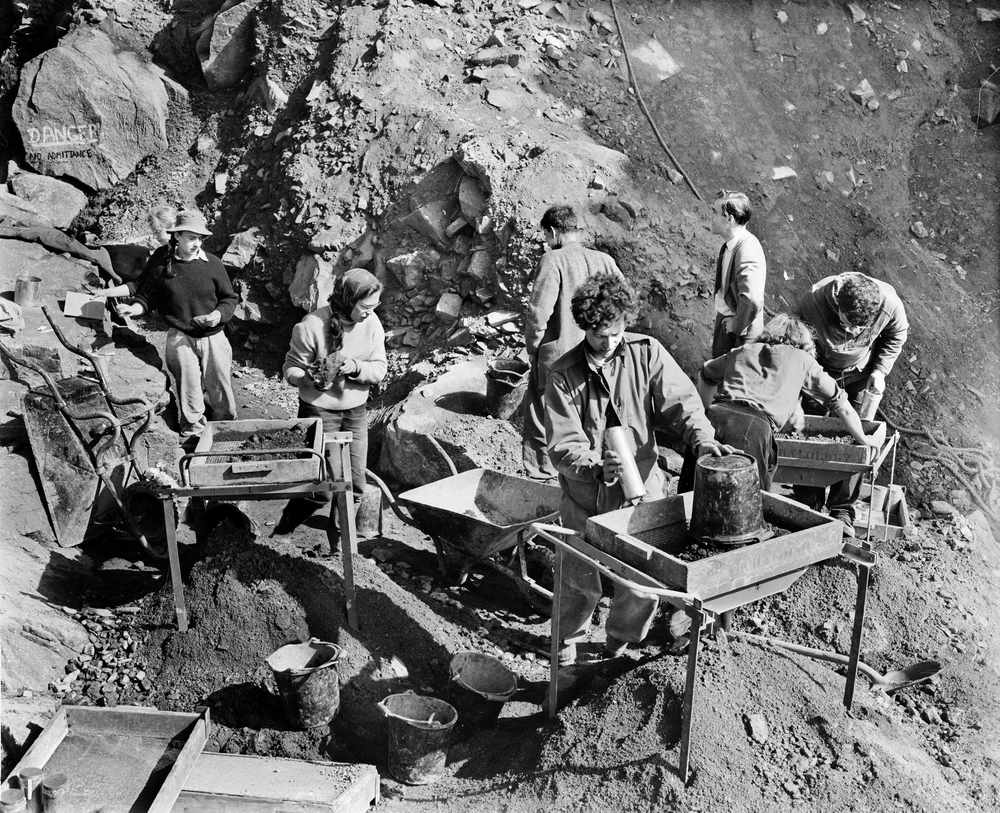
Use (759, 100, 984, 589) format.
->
(274, 268, 387, 537)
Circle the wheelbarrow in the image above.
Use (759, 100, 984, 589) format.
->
(369, 467, 562, 613)
(0, 304, 169, 555)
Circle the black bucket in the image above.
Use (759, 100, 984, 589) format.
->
(449, 651, 517, 730)
(379, 692, 458, 785)
(266, 639, 342, 729)
(689, 453, 768, 545)
(485, 358, 530, 420)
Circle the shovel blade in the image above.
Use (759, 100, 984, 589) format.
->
(882, 660, 941, 691)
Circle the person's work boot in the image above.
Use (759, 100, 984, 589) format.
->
(830, 509, 855, 538)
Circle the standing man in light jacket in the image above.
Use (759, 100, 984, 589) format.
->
(545, 273, 732, 664)
(709, 191, 766, 357)
(522, 205, 623, 481)
(796, 271, 909, 536)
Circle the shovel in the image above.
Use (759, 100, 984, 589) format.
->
(730, 631, 941, 692)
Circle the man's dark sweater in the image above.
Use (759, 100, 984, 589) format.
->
(133, 251, 238, 337)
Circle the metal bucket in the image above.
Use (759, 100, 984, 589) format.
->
(379, 692, 457, 785)
(14, 275, 41, 307)
(485, 358, 529, 420)
(689, 453, 767, 545)
(266, 639, 342, 729)
(448, 651, 517, 730)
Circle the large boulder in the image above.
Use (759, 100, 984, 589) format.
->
(9, 172, 88, 229)
(197, 0, 264, 90)
(13, 28, 169, 191)
(379, 355, 523, 487)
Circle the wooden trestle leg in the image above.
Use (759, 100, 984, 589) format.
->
(678, 603, 703, 783)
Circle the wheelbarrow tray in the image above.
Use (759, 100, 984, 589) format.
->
(186, 418, 324, 487)
(398, 468, 561, 557)
(2, 705, 210, 813)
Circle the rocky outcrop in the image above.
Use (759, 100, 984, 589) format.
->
(9, 171, 88, 229)
(197, 0, 263, 90)
(12, 28, 169, 191)
(379, 356, 522, 487)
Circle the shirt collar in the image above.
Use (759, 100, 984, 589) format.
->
(725, 225, 747, 250)
(174, 247, 208, 262)
(585, 340, 625, 373)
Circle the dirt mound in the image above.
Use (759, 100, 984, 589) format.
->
(525, 639, 973, 812)
(135, 515, 478, 764)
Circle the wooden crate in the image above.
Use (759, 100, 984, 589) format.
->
(585, 492, 842, 600)
(855, 483, 912, 541)
(777, 415, 886, 466)
(3, 705, 210, 813)
(173, 754, 379, 812)
(186, 418, 324, 487)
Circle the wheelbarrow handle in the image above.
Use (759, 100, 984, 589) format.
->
(530, 523, 700, 605)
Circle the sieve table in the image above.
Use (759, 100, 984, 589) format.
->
(533, 495, 878, 784)
(158, 431, 361, 633)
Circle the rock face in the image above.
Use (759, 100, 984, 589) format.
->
(289, 253, 335, 311)
(13, 28, 169, 191)
(9, 172, 88, 229)
(197, 0, 264, 90)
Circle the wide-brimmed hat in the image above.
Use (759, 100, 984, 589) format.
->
(167, 209, 212, 236)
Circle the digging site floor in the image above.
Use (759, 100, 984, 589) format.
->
(1, 0, 999, 811)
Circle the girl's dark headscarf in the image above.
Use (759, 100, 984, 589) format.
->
(326, 267, 383, 351)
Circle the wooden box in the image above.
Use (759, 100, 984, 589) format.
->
(174, 754, 380, 812)
(186, 418, 324, 487)
(3, 705, 210, 813)
(773, 416, 887, 486)
(585, 492, 842, 605)
(855, 483, 912, 541)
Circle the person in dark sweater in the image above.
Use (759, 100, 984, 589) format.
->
(116, 209, 239, 439)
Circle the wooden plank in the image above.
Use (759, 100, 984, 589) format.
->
(148, 712, 210, 813)
(68, 706, 203, 739)
(175, 756, 379, 812)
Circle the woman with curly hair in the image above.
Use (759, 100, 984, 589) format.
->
(689, 312, 878, 496)
(545, 272, 732, 663)
(274, 268, 386, 537)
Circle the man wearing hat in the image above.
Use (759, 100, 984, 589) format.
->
(117, 209, 239, 438)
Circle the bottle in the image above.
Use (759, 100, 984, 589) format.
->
(857, 385, 882, 421)
(16, 767, 42, 813)
(40, 774, 66, 813)
(603, 426, 646, 503)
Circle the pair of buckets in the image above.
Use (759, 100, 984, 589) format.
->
(379, 652, 517, 784)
